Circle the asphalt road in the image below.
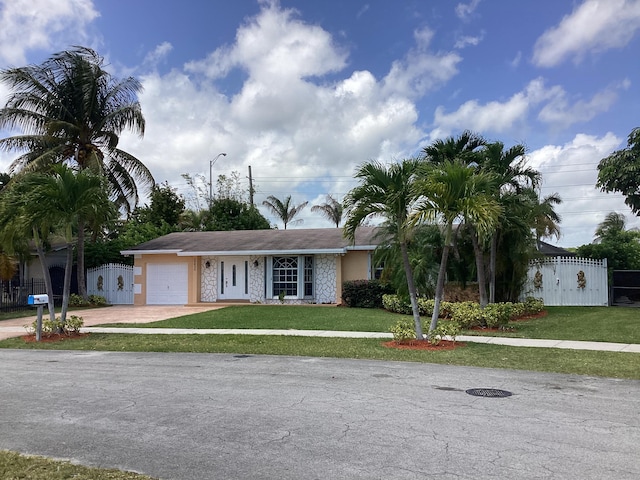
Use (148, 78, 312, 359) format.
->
(1, 350, 639, 479)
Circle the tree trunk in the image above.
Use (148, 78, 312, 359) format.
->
(430, 243, 450, 333)
(60, 242, 74, 324)
(400, 240, 423, 340)
(77, 218, 87, 300)
(489, 233, 497, 303)
(471, 227, 488, 308)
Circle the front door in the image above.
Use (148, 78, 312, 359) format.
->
(219, 257, 250, 300)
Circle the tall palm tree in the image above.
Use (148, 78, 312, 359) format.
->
(412, 160, 501, 333)
(311, 194, 343, 227)
(19, 165, 113, 322)
(262, 195, 308, 229)
(529, 191, 562, 242)
(0, 46, 153, 298)
(343, 159, 424, 339)
(421, 131, 491, 306)
(480, 141, 540, 303)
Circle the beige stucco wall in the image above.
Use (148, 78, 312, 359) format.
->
(132, 254, 199, 306)
(337, 250, 371, 304)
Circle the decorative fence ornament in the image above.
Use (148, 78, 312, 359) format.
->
(577, 270, 586, 289)
(117, 275, 124, 291)
(533, 270, 543, 289)
(97, 275, 104, 291)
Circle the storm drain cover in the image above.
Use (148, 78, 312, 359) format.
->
(465, 388, 512, 398)
(233, 354, 253, 359)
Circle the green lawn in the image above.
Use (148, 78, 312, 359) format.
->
(2, 305, 640, 379)
(0, 450, 157, 480)
(100, 305, 640, 344)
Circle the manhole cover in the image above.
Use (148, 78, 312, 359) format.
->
(465, 388, 512, 398)
(233, 354, 252, 359)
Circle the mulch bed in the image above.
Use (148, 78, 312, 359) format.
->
(382, 340, 465, 351)
(22, 332, 89, 343)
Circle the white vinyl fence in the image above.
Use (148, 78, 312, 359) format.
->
(87, 263, 134, 305)
(522, 257, 608, 306)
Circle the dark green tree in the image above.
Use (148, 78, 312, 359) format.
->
(205, 198, 271, 231)
(597, 128, 640, 214)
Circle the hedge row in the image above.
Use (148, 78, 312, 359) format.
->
(382, 294, 544, 329)
(342, 280, 395, 309)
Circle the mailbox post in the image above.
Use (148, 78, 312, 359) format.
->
(28, 294, 49, 342)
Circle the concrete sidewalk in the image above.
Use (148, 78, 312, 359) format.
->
(76, 326, 640, 353)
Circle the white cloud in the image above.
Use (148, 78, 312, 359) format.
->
(528, 132, 640, 246)
(382, 27, 462, 99)
(454, 32, 484, 49)
(533, 0, 640, 67)
(538, 83, 623, 128)
(429, 78, 562, 138)
(0, 0, 99, 65)
(455, 0, 481, 20)
(143, 42, 173, 69)
(115, 2, 442, 226)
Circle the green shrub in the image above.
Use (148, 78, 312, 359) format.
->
(69, 294, 85, 306)
(523, 297, 544, 315)
(342, 280, 393, 308)
(28, 315, 84, 336)
(389, 319, 416, 342)
(428, 321, 461, 345)
(382, 294, 412, 314)
(88, 295, 107, 306)
(481, 303, 512, 329)
(450, 302, 483, 328)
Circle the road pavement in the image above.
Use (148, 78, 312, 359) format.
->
(1, 349, 639, 479)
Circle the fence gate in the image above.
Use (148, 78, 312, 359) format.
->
(87, 263, 134, 305)
(522, 257, 608, 306)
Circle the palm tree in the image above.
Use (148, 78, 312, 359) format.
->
(480, 141, 540, 303)
(0, 46, 153, 298)
(412, 160, 501, 333)
(595, 212, 627, 240)
(343, 159, 424, 339)
(262, 195, 308, 229)
(311, 195, 343, 227)
(19, 165, 112, 322)
(530, 191, 562, 242)
(421, 131, 491, 307)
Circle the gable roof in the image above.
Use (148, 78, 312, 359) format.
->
(121, 227, 381, 256)
(536, 240, 576, 257)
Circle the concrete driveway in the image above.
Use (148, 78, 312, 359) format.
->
(0, 305, 224, 340)
(1, 350, 639, 479)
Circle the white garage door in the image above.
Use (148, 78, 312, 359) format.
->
(146, 264, 188, 305)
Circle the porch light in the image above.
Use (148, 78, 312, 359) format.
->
(205, 261, 211, 268)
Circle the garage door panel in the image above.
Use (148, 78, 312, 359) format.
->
(146, 264, 188, 305)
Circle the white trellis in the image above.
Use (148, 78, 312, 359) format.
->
(522, 257, 608, 306)
(87, 263, 134, 305)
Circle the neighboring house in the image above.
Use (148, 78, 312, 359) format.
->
(536, 240, 576, 257)
(121, 227, 380, 306)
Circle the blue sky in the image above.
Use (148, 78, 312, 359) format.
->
(1, 0, 639, 247)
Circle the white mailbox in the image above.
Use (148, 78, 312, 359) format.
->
(28, 294, 49, 305)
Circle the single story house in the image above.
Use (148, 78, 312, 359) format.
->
(121, 227, 381, 305)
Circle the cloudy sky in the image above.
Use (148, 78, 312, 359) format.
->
(0, 0, 639, 247)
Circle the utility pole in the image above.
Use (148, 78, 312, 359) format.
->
(248, 166, 255, 206)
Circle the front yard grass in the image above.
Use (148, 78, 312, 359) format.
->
(1, 332, 638, 379)
(0, 450, 157, 479)
(100, 305, 640, 344)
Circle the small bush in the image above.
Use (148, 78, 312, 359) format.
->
(428, 321, 461, 345)
(27, 315, 84, 336)
(481, 303, 512, 329)
(524, 297, 544, 315)
(390, 319, 417, 342)
(450, 302, 483, 328)
(69, 294, 85, 306)
(88, 295, 107, 306)
(342, 280, 393, 308)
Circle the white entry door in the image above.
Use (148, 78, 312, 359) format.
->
(146, 263, 188, 305)
(219, 257, 250, 300)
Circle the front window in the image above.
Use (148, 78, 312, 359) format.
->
(273, 256, 298, 297)
(270, 255, 314, 299)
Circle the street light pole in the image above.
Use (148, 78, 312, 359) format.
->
(209, 152, 227, 206)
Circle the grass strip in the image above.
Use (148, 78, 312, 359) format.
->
(0, 450, 157, 480)
(1, 333, 638, 379)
